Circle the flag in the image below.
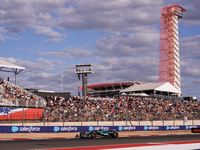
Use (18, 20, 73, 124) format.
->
(0, 107, 44, 120)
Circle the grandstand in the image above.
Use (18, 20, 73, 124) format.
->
(44, 95, 200, 124)
(0, 60, 46, 108)
(0, 77, 46, 121)
(82, 81, 183, 100)
(120, 82, 182, 99)
(27, 89, 71, 101)
(0, 77, 46, 108)
(81, 81, 150, 97)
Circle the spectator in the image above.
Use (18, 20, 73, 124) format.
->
(43, 95, 200, 122)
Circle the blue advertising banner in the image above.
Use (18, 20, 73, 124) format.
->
(0, 125, 199, 133)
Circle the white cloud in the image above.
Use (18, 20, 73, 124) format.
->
(89, 56, 159, 84)
(0, 33, 10, 41)
(38, 47, 94, 59)
(57, 0, 162, 31)
(0, 0, 67, 39)
(96, 32, 160, 57)
(0, 34, 5, 41)
(34, 26, 62, 38)
(180, 35, 200, 80)
(0, 0, 200, 99)
(0, 57, 62, 74)
(46, 37, 63, 42)
(180, 35, 200, 57)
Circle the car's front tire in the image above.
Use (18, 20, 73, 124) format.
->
(91, 132, 96, 139)
(80, 132, 85, 138)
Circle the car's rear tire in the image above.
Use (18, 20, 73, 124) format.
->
(91, 132, 96, 139)
(112, 132, 118, 138)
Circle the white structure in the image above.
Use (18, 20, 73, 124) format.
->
(0, 60, 25, 85)
(120, 82, 182, 97)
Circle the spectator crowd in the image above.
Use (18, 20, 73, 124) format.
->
(0, 77, 200, 122)
(0, 78, 46, 107)
(45, 95, 200, 122)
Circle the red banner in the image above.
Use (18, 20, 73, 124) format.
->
(0, 107, 44, 120)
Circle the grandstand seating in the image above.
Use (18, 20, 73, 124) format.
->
(44, 95, 200, 122)
(0, 77, 199, 123)
(0, 78, 46, 108)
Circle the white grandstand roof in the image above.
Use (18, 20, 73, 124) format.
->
(0, 60, 25, 70)
(0, 60, 25, 85)
(120, 82, 181, 94)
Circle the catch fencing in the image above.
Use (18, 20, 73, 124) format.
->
(0, 107, 200, 126)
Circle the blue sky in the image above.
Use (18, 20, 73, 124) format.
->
(0, 0, 200, 99)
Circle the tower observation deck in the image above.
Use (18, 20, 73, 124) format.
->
(159, 5, 186, 92)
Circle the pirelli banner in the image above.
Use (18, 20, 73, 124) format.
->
(0, 125, 200, 133)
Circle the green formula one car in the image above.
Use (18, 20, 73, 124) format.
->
(79, 129, 119, 139)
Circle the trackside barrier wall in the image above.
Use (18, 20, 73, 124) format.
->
(0, 125, 199, 133)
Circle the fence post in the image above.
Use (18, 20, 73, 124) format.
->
(26, 100, 28, 107)
(81, 109, 82, 126)
(126, 110, 127, 126)
(97, 110, 99, 127)
(43, 107, 45, 126)
(162, 112, 164, 126)
(22, 106, 24, 126)
(112, 112, 114, 126)
(48, 108, 50, 122)
(11, 111, 12, 123)
(139, 112, 140, 126)
(35, 101, 38, 108)
(63, 110, 65, 126)
(192, 112, 194, 125)
(173, 113, 175, 126)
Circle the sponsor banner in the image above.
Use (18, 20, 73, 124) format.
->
(0, 125, 200, 133)
(0, 126, 81, 133)
(191, 128, 200, 133)
(0, 107, 43, 120)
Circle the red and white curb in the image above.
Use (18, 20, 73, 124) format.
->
(33, 140, 200, 150)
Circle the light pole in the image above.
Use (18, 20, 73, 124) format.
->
(75, 64, 93, 102)
(61, 74, 64, 92)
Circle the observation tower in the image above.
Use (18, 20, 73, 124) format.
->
(159, 5, 186, 92)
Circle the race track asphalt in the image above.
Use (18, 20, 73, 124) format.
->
(0, 134, 200, 150)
